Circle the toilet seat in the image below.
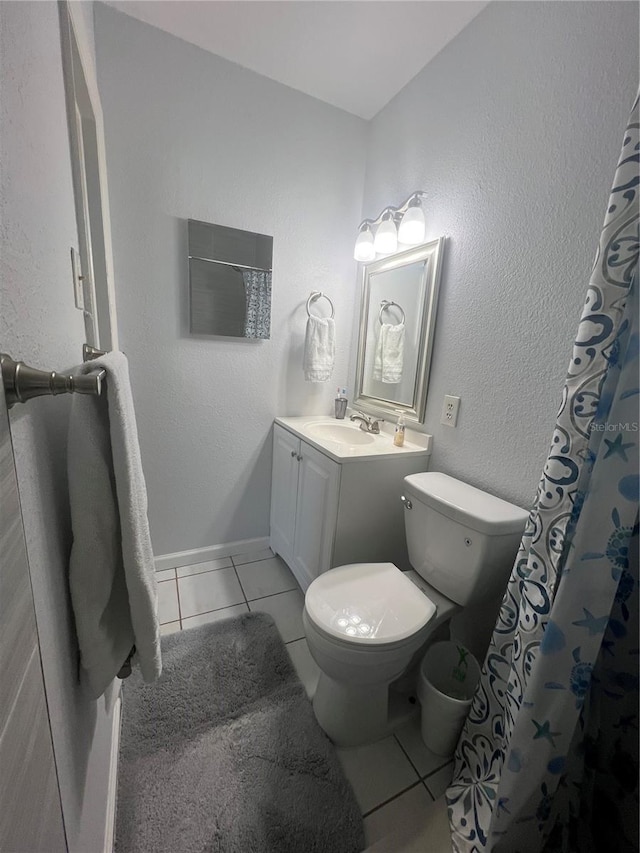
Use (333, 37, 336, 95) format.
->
(305, 562, 437, 647)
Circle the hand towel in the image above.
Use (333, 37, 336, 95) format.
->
(68, 351, 161, 699)
(373, 323, 405, 384)
(303, 315, 335, 382)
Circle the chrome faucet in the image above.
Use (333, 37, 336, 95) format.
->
(349, 411, 382, 434)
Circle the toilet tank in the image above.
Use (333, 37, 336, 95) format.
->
(402, 473, 529, 606)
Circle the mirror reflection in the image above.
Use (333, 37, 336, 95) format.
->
(354, 239, 444, 424)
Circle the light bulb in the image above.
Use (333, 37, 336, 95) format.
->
(374, 215, 398, 254)
(398, 203, 425, 245)
(354, 225, 375, 262)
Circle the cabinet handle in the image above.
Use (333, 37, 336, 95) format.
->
(296, 454, 303, 461)
(291, 450, 297, 457)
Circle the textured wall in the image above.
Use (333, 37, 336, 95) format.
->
(94, 3, 367, 556)
(359, 0, 639, 509)
(0, 3, 115, 851)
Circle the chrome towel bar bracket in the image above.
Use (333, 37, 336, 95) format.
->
(1, 347, 107, 408)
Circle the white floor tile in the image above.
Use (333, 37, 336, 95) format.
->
(157, 580, 180, 624)
(160, 621, 181, 636)
(155, 569, 176, 582)
(424, 762, 454, 800)
(248, 589, 305, 643)
(337, 736, 420, 815)
(394, 716, 453, 779)
(364, 794, 452, 853)
(182, 603, 249, 630)
(231, 547, 274, 566)
(176, 557, 233, 578)
(286, 638, 320, 699)
(178, 567, 245, 619)
(364, 782, 433, 848)
(236, 556, 298, 600)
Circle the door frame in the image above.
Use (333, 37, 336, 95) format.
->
(58, 0, 118, 351)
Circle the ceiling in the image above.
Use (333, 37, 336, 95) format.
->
(104, 1, 488, 119)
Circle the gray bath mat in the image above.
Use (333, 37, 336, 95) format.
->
(115, 612, 365, 853)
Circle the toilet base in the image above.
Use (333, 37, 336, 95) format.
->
(311, 672, 422, 747)
(312, 672, 392, 747)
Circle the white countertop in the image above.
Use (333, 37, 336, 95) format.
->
(275, 415, 432, 463)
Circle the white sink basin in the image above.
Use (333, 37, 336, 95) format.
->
(305, 422, 376, 446)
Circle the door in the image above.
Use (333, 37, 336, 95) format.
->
(59, 1, 118, 350)
(0, 383, 67, 851)
(292, 442, 340, 589)
(269, 425, 300, 566)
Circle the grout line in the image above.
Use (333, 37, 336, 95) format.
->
(361, 780, 423, 819)
(422, 779, 435, 802)
(245, 585, 298, 604)
(422, 758, 454, 782)
(393, 732, 425, 781)
(181, 601, 248, 622)
(175, 562, 233, 579)
(232, 564, 249, 606)
(175, 578, 182, 629)
(230, 551, 275, 569)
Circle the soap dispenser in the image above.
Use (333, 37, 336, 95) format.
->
(393, 410, 406, 447)
(334, 388, 348, 419)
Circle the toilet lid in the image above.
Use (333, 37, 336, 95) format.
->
(305, 563, 436, 645)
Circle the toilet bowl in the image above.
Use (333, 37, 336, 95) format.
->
(303, 473, 528, 746)
(303, 562, 456, 745)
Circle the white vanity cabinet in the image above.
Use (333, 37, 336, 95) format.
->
(270, 425, 340, 589)
(270, 419, 431, 591)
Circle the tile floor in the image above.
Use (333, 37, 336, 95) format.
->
(157, 547, 453, 851)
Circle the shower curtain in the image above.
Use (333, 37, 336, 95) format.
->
(448, 95, 639, 852)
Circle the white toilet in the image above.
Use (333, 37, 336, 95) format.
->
(303, 472, 529, 746)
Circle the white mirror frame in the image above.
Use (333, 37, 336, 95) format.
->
(353, 237, 445, 425)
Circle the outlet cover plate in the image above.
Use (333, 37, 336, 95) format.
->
(441, 395, 460, 427)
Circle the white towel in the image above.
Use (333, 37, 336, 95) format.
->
(303, 315, 335, 382)
(67, 351, 161, 699)
(373, 323, 405, 384)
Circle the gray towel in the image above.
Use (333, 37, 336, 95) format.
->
(68, 351, 161, 698)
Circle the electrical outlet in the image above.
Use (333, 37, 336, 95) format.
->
(441, 395, 461, 427)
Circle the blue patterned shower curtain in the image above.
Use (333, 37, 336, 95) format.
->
(448, 96, 639, 852)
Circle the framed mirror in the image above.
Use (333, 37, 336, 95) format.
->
(353, 238, 444, 424)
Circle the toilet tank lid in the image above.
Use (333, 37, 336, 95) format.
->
(403, 472, 529, 535)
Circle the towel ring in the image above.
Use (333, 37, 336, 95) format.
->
(379, 300, 405, 325)
(306, 291, 335, 319)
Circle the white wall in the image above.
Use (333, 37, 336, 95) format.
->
(94, 3, 367, 557)
(359, 0, 639, 508)
(0, 3, 115, 851)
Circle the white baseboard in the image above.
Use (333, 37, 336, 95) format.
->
(154, 537, 271, 572)
(103, 695, 122, 853)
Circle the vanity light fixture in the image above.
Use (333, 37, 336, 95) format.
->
(373, 210, 398, 255)
(398, 197, 426, 245)
(354, 191, 427, 261)
(354, 223, 376, 262)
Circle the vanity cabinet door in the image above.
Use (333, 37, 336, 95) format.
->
(270, 425, 300, 567)
(292, 442, 340, 589)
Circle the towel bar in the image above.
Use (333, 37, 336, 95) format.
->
(1, 347, 106, 408)
(306, 291, 335, 319)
